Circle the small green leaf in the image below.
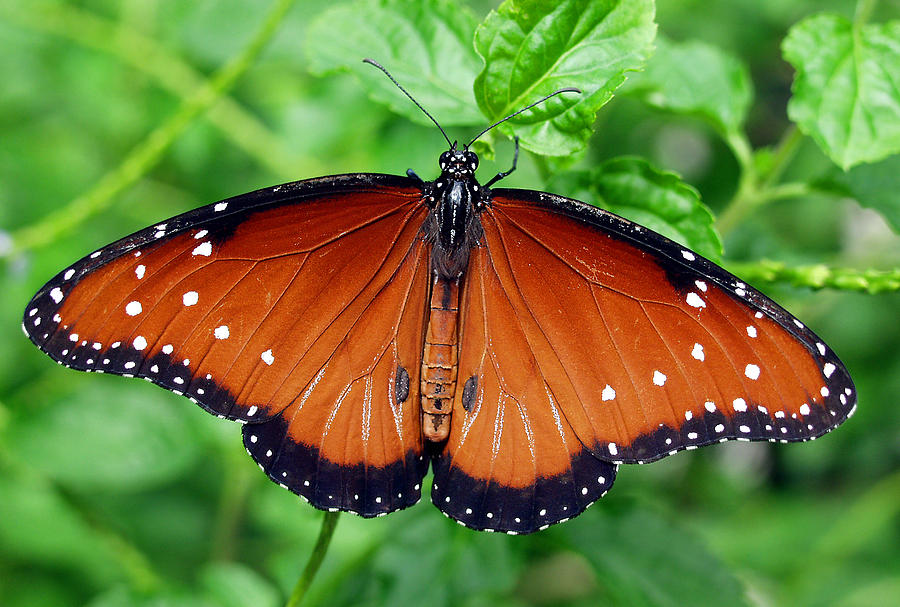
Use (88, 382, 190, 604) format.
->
(7, 379, 201, 491)
(561, 507, 750, 606)
(818, 153, 900, 233)
(200, 561, 281, 607)
(306, 0, 483, 126)
(548, 157, 723, 261)
(783, 14, 900, 169)
(474, 0, 656, 156)
(626, 35, 753, 137)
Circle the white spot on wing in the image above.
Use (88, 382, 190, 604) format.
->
(653, 370, 667, 386)
(823, 362, 835, 378)
(681, 250, 695, 261)
(261, 349, 275, 365)
(133, 336, 147, 350)
(733, 398, 747, 412)
(214, 325, 229, 339)
(745, 364, 760, 380)
(192, 241, 212, 257)
(125, 301, 142, 316)
(747, 325, 757, 338)
(183, 291, 199, 306)
(686, 292, 706, 308)
(691, 343, 704, 361)
(64, 269, 75, 281)
(214, 202, 228, 212)
(601, 384, 616, 401)
(135, 265, 146, 279)
(50, 288, 63, 303)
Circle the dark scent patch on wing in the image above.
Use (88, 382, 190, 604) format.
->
(395, 366, 410, 403)
(462, 375, 478, 412)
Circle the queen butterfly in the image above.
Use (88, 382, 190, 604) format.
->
(22, 62, 855, 534)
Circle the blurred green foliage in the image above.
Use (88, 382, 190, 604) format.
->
(1, 1, 899, 606)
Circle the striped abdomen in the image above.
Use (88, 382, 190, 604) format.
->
(421, 276, 460, 442)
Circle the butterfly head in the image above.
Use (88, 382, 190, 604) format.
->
(439, 147, 479, 180)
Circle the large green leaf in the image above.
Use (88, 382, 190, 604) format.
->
(819, 153, 900, 233)
(200, 561, 281, 607)
(626, 35, 752, 137)
(783, 14, 900, 169)
(561, 507, 750, 606)
(0, 472, 120, 584)
(306, 0, 483, 126)
(548, 156, 723, 261)
(7, 378, 201, 491)
(474, 0, 656, 156)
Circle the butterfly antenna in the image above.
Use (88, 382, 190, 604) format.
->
(465, 88, 581, 149)
(363, 58, 454, 148)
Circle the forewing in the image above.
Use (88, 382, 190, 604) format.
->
(23, 174, 431, 516)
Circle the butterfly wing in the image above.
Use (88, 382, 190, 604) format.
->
(432, 188, 855, 533)
(23, 174, 432, 516)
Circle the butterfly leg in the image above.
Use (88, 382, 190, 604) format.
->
(421, 275, 461, 442)
(483, 137, 519, 189)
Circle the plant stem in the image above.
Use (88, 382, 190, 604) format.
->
(759, 124, 803, 189)
(1, 2, 312, 180)
(717, 125, 806, 236)
(8, 0, 298, 257)
(854, 0, 877, 27)
(724, 259, 900, 293)
(286, 512, 341, 607)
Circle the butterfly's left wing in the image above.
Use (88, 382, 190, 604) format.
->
(432, 188, 855, 533)
(23, 174, 432, 517)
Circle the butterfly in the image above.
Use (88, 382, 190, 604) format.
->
(22, 61, 856, 534)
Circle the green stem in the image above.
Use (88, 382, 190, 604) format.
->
(759, 124, 803, 189)
(286, 511, 341, 607)
(854, 0, 877, 27)
(7, 0, 298, 257)
(725, 259, 900, 293)
(717, 125, 806, 236)
(1, 2, 314, 180)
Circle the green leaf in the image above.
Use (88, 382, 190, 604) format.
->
(306, 0, 483, 126)
(0, 472, 119, 584)
(626, 35, 753, 137)
(200, 561, 281, 607)
(7, 379, 201, 491)
(561, 507, 750, 607)
(474, 0, 656, 156)
(547, 156, 723, 261)
(326, 515, 521, 606)
(783, 14, 900, 169)
(818, 153, 900, 233)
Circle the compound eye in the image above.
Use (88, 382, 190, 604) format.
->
(465, 151, 479, 170)
(438, 151, 452, 169)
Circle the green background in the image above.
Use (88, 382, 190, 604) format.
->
(1, 1, 899, 606)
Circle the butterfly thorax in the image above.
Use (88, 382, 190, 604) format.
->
(423, 147, 486, 280)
